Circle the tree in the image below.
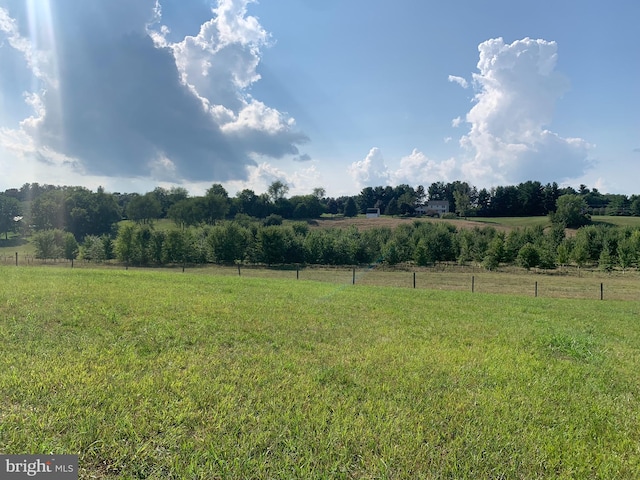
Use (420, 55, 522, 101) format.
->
(415, 185, 426, 207)
(556, 241, 570, 271)
(453, 188, 471, 218)
(357, 187, 376, 214)
(599, 242, 614, 272)
(59, 233, 77, 260)
(514, 181, 544, 216)
(234, 189, 262, 217)
(0, 194, 22, 239)
(483, 236, 504, 270)
(343, 197, 358, 217)
(208, 222, 249, 263)
(33, 230, 61, 259)
(267, 180, 289, 203)
(206, 184, 229, 199)
(517, 243, 540, 270)
(386, 198, 399, 216)
(168, 198, 205, 229)
(115, 223, 137, 265)
(258, 226, 288, 265)
(571, 238, 590, 273)
(31, 190, 66, 231)
(202, 194, 229, 225)
(617, 237, 635, 272)
(312, 187, 326, 200)
(126, 193, 162, 224)
(163, 229, 190, 265)
(81, 235, 107, 262)
(552, 194, 590, 228)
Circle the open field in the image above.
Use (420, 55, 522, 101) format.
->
(4, 260, 640, 301)
(468, 216, 551, 229)
(314, 214, 640, 233)
(2, 266, 640, 478)
(0, 235, 34, 257)
(592, 216, 640, 228)
(313, 215, 516, 232)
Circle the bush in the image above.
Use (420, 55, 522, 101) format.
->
(263, 214, 283, 226)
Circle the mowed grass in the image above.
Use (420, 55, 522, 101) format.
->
(593, 216, 640, 228)
(2, 267, 640, 478)
(0, 234, 34, 258)
(469, 216, 552, 229)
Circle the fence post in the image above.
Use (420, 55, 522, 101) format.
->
(535, 281, 538, 298)
(413, 272, 416, 289)
(15, 252, 18, 266)
(352, 268, 356, 285)
(600, 283, 603, 300)
(472, 275, 475, 293)
(237, 264, 241, 276)
(297, 268, 299, 280)
(71, 258, 74, 268)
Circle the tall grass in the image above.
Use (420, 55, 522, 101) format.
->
(2, 267, 640, 478)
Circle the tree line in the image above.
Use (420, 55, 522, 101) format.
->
(2, 180, 640, 272)
(3, 180, 640, 241)
(26, 215, 640, 273)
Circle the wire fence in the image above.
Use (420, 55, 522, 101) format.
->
(3, 254, 640, 302)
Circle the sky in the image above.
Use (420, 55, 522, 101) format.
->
(0, 0, 638, 198)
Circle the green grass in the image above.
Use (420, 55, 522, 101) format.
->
(2, 267, 640, 478)
(468, 216, 552, 228)
(0, 234, 35, 258)
(592, 216, 640, 228)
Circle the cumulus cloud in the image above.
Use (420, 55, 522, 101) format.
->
(349, 148, 456, 190)
(348, 147, 391, 189)
(221, 161, 321, 196)
(448, 75, 469, 89)
(0, 0, 308, 183)
(458, 37, 592, 185)
(451, 116, 463, 128)
(392, 149, 458, 185)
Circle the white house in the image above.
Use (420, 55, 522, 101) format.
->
(415, 201, 450, 217)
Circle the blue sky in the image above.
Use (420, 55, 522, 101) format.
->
(0, 0, 638, 197)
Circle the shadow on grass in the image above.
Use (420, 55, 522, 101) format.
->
(0, 237, 28, 248)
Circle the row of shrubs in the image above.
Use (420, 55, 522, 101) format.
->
(30, 219, 640, 272)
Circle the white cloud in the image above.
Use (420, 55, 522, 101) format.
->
(0, 0, 307, 185)
(448, 75, 469, 89)
(392, 149, 458, 186)
(451, 116, 463, 128)
(348, 147, 391, 189)
(221, 161, 321, 196)
(458, 37, 592, 185)
(348, 148, 458, 190)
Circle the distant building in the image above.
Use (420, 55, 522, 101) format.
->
(366, 207, 381, 218)
(415, 201, 450, 217)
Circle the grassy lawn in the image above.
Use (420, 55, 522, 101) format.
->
(468, 216, 552, 229)
(592, 216, 640, 228)
(0, 234, 35, 258)
(2, 267, 640, 478)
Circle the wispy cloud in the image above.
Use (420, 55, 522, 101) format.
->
(448, 75, 469, 89)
